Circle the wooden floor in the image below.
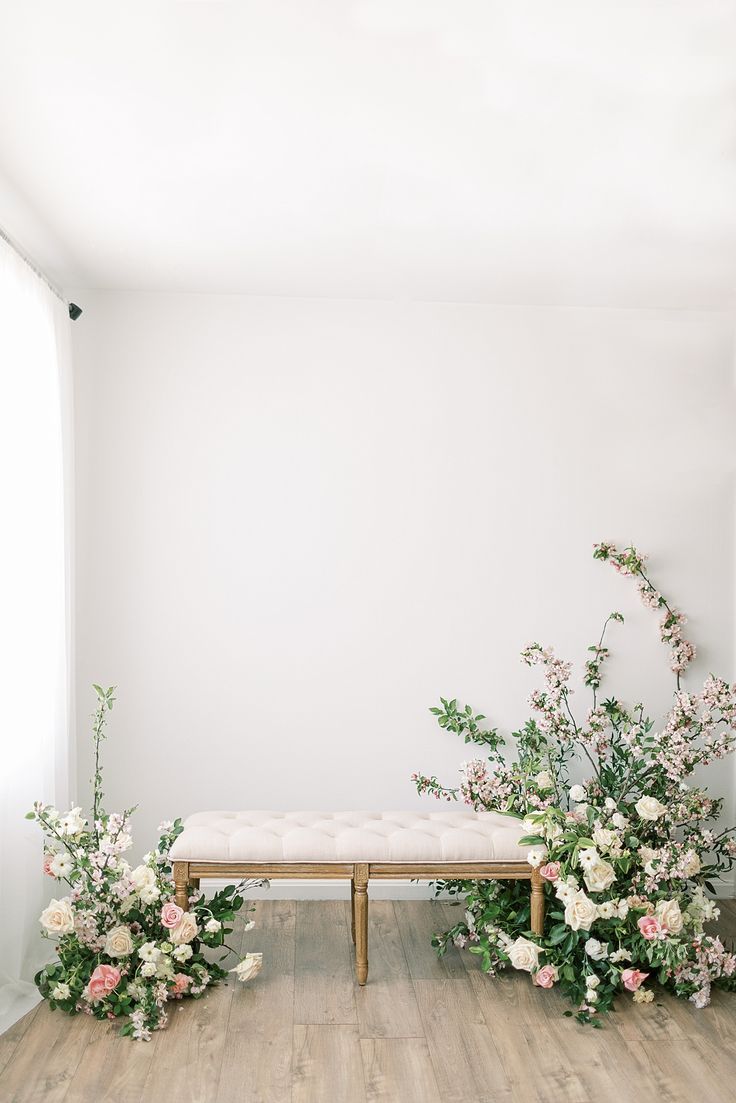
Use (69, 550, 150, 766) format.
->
(1, 899, 735, 1103)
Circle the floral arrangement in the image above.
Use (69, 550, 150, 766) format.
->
(413, 543, 736, 1023)
(28, 685, 264, 1040)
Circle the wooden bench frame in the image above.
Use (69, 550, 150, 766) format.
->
(173, 859, 545, 984)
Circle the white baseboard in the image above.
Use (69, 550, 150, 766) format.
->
(203, 878, 450, 900)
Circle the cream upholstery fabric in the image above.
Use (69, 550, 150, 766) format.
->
(169, 809, 530, 864)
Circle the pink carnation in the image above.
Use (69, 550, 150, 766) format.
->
(621, 968, 649, 992)
(170, 973, 191, 996)
(87, 964, 121, 1002)
(638, 915, 662, 941)
(538, 862, 561, 883)
(160, 901, 184, 929)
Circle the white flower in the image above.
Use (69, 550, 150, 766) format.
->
(59, 807, 87, 836)
(586, 974, 601, 988)
(609, 948, 631, 963)
(170, 913, 199, 945)
(596, 901, 616, 920)
(681, 851, 701, 877)
(506, 937, 541, 973)
(138, 941, 160, 963)
(655, 899, 684, 935)
(230, 952, 263, 982)
(584, 939, 608, 961)
(243, 919, 255, 932)
(130, 865, 156, 891)
(635, 796, 667, 822)
(545, 822, 563, 843)
(604, 798, 617, 811)
(569, 784, 586, 803)
(578, 847, 600, 872)
(592, 828, 617, 852)
(51, 982, 70, 1000)
(583, 860, 616, 894)
(139, 885, 161, 905)
(564, 891, 597, 931)
(555, 882, 576, 905)
(140, 961, 157, 977)
(173, 943, 193, 962)
(611, 813, 628, 830)
(104, 924, 134, 957)
(204, 918, 222, 934)
(617, 900, 630, 919)
(50, 853, 74, 879)
(534, 770, 554, 791)
(39, 898, 75, 936)
(585, 989, 599, 1004)
(526, 847, 546, 869)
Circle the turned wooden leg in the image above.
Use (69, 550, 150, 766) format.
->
(354, 863, 369, 984)
(531, 867, 545, 936)
(173, 861, 190, 911)
(350, 879, 356, 944)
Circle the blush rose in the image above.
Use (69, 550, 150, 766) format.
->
(87, 964, 121, 1002)
(160, 901, 184, 929)
(621, 968, 649, 992)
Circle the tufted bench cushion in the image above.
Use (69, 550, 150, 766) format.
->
(169, 809, 530, 864)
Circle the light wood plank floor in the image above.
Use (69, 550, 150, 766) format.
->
(1, 898, 735, 1103)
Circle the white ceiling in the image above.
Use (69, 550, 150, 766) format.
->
(1, 1, 735, 306)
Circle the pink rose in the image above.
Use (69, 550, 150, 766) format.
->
(621, 968, 649, 992)
(42, 854, 55, 877)
(170, 973, 191, 997)
(637, 915, 662, 941)
(160, 901, 184, 929)
(538, 862, 561, 883)
(87, 964, 121, 1002)
(533, 964, 558, 989)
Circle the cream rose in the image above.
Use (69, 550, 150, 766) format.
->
(583, 859, 616, 894)
(592, 827, 617, 852)
(635, 796, 667, 822)
(655, 899, 684, 935)
(131, 864, 156, 891)
(584, 938, 608, 960)
(104, 924, 134, 957)
(40, 897, 75, 936)
(170, 912, 199, 945)
(506, 936, 541, 973)
(534, 771, 553, 791)
(681, 850, 701, 877)
(564, 890, 597, 931)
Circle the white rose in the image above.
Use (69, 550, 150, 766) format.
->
(170, 912, 199, 945)
(584, 860, 616, 894)
(138, 941, 160, 963)
(204, 918, 221, 934)
(51, 982, 70, 1000)
(506, 937, 541, 973)
(173, 943, 193, 962)
(534, 771, 554, 791)
(526, 847, 546, 869)
(230, 952, 263, 982)
(584, 939, 608, 961)
(604, 798, 617, 811)
(635, 796, 667, 822)
(139, 885, 161, 905)
(564, 891, 597, 931)
(569, 785, 586, 803)
(611, 813, 628, 830)
(40, 897, 75, 936)
(617, 900, 630, 919)
(655, 899, 683, 935)
(50, 853, 74, 879)
(140, 961, 157, 977)
(681, 851, 701, 877)
(592, 828, 617, 852)
(586, 974, 601, 988)
(59, 807, 87, 836)
(104, 924, 134, 957)
(586, 989, 599, 1004)
(131, 865, 156, 891)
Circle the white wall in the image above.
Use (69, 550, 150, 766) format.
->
(71, 294, 736, 889)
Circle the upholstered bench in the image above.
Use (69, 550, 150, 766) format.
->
(170, 810, 543, 984)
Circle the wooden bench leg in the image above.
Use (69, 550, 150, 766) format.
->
(350, 878, 356, 944)
(353, 863, 368, 984)
(173, 861, 190, 911)
(531, 867, 545, 935)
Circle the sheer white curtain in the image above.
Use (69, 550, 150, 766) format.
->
(0, 235, 73, 1033)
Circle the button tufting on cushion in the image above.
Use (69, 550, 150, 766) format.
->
(169, 809, 530, 863)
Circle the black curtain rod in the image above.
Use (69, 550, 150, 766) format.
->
(0, 223, 82, 320)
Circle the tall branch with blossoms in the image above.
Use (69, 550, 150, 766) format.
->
(411, 542, 736, 1025)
